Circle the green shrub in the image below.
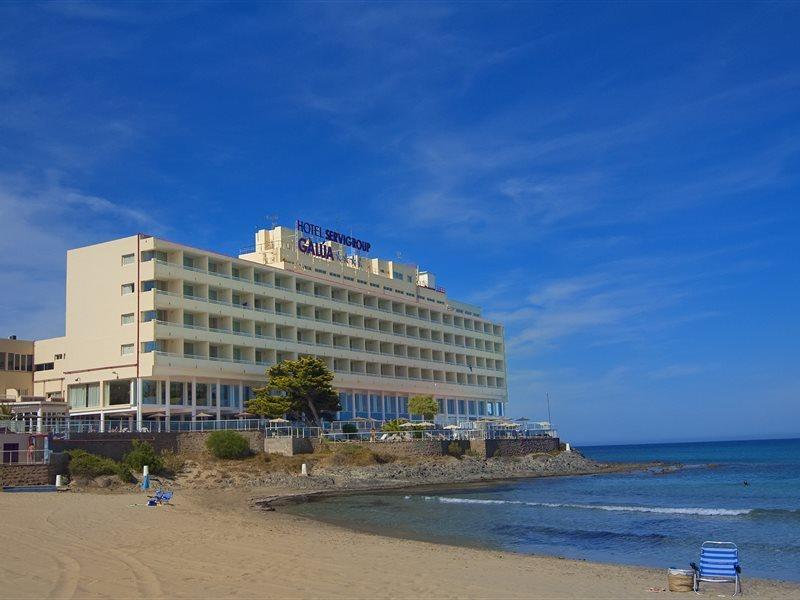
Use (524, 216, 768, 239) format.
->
(324, 443, 393, 466)
(492, 448, 503, 458)
(160, 450, 185, 476)
(464, 448, 480, 458)
(206, 430, 251, 459)
(123, 440, 164, 474)
(447, 441, 464, 458)
(341, 423, 358, 439)
(67, 449, 131, 483)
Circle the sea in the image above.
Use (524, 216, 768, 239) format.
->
(284, 438, 800, 582)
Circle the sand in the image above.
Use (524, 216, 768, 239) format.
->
(1, 488, 798, 600)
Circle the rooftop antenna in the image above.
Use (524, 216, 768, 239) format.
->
(546, 392, 552, 425)
(267, 214, 279, 229)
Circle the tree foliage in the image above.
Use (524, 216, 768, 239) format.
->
(409, 395, 438, 419)
(247, 393, 292, 419)
(381, 418, 408, 432)
(255, 356, 339, 426)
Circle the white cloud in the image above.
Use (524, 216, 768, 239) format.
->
(0, 175, 162, 339)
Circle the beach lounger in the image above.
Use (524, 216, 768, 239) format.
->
(690, 541, 742, 596)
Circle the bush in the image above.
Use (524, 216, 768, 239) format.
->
(160, 450, 185, 476)
(341, 423, 358, 440)
(381, 418, 408, 432)
(447, 441, 464, 458)
(464, 448, 480, 458)
(67, 449, 131, 483)
(206, 430, 251, 459)
(324, 443, 394, 467)
(492, 448, 503, 458)
(123, 440, 164, 475)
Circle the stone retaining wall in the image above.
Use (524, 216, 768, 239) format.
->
(302, 437, 556, 459)
(0, 464, 54, 486)
(53, 430, 265, 460)
(474, 437, 560, 458)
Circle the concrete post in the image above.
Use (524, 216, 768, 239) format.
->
(135, 377, 143, 431)
(165, 377, 171, 432)
(215, 380, 221, 422)
(191, 378, 197, 423)
(36, 406, 44, 433)
(99, 411, 105, 433)
(238, 382, 244, 411)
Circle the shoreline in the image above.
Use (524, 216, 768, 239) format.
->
(247, 461, 658, 510)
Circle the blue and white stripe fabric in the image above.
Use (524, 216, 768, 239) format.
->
(699, 544, 739, 578)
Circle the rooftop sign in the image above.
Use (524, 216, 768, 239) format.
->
(295, 219, 371, 263)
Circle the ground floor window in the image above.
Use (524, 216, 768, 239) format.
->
(68, 383, 100, 409)
(106, 380, 131, 406)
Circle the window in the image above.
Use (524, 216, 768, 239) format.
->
(0, 352, 4, 370)
(121, 283, 135, 295)
(121, 344, 134, 356)
(393, 272, 403, 280)
(121, 313, 135, 325)
(121, 253, 135, 265)
(106, 380, 131, 406)
(55, 353, 65, 360)
(35, 362, 54, 371)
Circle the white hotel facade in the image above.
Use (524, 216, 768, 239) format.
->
(32, 224, 508, 430)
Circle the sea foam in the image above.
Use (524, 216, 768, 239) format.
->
(420, 496, 753, 516)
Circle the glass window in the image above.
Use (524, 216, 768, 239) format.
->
(121, 313, 135, 325)
(170, 381, 185, 406)
(468, 400, 477, 416)
(121, 283, 135, 295)
(369, 394, 382, 417)
(106, 380, 131, 406)
(0, 352, 5, 370)
(142, 380, 158, 404)
(446, 399, 456, 414)
(121, 253, 135, 265)
(183, 283, 195, 297)
(478, 401, 486, 416)
(458, 400, 466, 415)
(487, 402, 494, 416)
(437, 398, 445, 414)
(121, 344, 134, 356)
(220, 385, 231, 408)
(195, 383, 208, 406)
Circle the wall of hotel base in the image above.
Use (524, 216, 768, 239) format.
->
(297, 438, 560, 459)
(0, 463, 60, 487)
(52, 431, 266, 462)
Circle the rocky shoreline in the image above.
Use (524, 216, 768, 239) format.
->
(246, 451, 670, 511)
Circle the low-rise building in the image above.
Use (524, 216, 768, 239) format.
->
(0, 337, 34, 400)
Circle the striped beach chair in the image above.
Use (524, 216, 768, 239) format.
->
(690, 541, 742, 596)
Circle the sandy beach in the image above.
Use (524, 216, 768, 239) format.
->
(1, 488, 798, 600)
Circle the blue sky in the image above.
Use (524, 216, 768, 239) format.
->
(0, 2, 798, 444)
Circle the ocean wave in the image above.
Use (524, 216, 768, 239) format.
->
(421, 496, 754, 516)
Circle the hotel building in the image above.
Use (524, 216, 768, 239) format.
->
(32, 225, 508, 430)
